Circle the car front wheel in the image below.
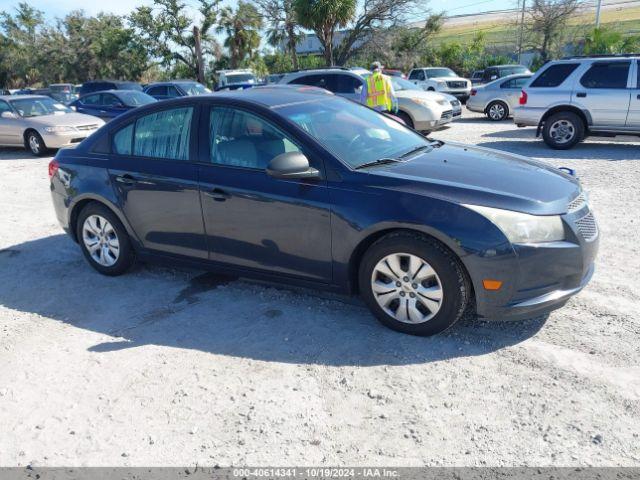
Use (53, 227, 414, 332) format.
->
(26, 130, 47, 156)
(77, 203, 135, 276)
(359, 232, 470, 336)
(542, 112, 584, 150)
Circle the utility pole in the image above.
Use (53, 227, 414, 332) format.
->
(595, 0, 602, 28)
(193, 26, 205, 84)
(517, 0, 526, 64)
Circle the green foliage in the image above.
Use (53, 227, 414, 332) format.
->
(293, 0, 357, 66)
(582, 27, 640, 55)
(217, 1, 263, 68)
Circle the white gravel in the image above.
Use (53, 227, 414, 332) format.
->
(0, 110, 639, 467)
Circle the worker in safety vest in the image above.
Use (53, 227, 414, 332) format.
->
(360, 61, 398, 114)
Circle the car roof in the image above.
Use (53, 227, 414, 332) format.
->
(0, 95, 50, 101)
(212, 85, 336, 107)
(146, 80, 198, 86)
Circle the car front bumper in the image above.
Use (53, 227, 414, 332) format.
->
(463, 207, 599, 321)
(41, 129, 99, 149)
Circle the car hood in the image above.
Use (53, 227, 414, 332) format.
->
(396, 89, 451, 106)
(24, 112, 104, 127)
(430, 76, 468, 83)
(370, 141, 579, 215)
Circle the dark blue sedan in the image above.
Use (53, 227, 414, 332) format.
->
(69, 90, 156, 121)
(48, 87, 598, 336)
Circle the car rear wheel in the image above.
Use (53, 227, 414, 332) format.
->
(77, 203, 135, 276)
(486, 101, 508, 121)
(26, 130, 47, 156)
(358, 232, 470, 336)
(542, 112, 584, 150)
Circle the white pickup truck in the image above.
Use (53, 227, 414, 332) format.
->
(407, 67, 472, 103)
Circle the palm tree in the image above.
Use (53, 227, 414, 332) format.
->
(217, 1, 263, 68)
(293, 0, 356, 66)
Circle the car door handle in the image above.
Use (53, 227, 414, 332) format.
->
(205, 188, 230, 201)
(115, 174, 137, 185)
(576, 92, 587, 98)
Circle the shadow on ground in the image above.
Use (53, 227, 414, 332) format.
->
(0, 234, 548, 367)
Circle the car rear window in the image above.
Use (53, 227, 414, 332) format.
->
(580, 61, 631, 89)
(530, 63, 579, 88)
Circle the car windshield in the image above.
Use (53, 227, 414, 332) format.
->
(277, 98, 434, 169)
(226, 74, 255, 84)
(182, 82, 211, 95)
(9, 97, 71, 117)
(426, 68, 456, 78)
(390, 77, 421, 91)
(118, 91, 157, 106)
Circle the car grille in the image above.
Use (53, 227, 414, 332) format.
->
(568, 192, 587, 213)
(76, 124, 100, 131)
(446, 81, 466, 89)
(575, 212, 598, 242)
(440, 110, 453, 120)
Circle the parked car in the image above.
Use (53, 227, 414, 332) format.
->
(0, 95, 103, 155)
(478, 65, 531, 84)
(143, 80, 211, 100)
(279, 68, 454, 132)
(216, 69, 257, 89)
(467, 73, 533, 121)
(470, 70, 484, 85)
(79, 80, 143, 97)
(407, 67, 471, 102)
(383, 69, 406, 79)
(515, 54, 640, 149)
(49, 83, 77, 104)
(70, 90, 156, 121)
(48, 86, 598, 336)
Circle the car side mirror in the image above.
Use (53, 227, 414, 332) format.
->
(0, 111, 17, 119)
(267, 152, 320, 179)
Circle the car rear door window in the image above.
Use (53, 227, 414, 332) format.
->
(409, 70, 425, 81)
(101, 94, 120, 106)
(290, 74, 330, 90)
(580, 62, 631, 89)
(502, 77, 529, 88)
(112, 123, 134, 155)
(133, 107, 193, 160)
(147, 86, 166, 97)
(531, 64, 579, 87)
(166, 85, 181, 97)
(209, 107, 301, 170)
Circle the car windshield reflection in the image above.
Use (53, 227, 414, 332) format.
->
(10, 98, 71, 117)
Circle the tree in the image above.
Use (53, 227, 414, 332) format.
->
(293, 0, 356, 66)
(217, 1, 263, 68)
(582, 27, 640, 55)
(255, 0, 301, 69)
(526, 0, 583, 62)
(129, 0, 220, 80)
(333, 0, 426, 65)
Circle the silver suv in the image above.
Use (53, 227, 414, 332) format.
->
(514, 55, 640, 149)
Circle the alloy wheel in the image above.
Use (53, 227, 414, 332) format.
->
(28, 134, 41, 154)
(488, 103, 506, 120)
(549, 120, 575, 144)
(82, 214, 120, 267)
(370, 252, 443, 324)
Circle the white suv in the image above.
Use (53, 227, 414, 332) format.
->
(514, 55, 640, 149)
(407, 67, 471, 103)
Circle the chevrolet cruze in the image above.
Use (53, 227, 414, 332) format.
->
(49, 87, 599, 336)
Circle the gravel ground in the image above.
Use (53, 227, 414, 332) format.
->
(0, 110, 639, 467)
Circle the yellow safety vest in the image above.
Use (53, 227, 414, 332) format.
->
(366, 72, 393, 111)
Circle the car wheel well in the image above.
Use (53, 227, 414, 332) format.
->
(23, 128, 40, 145)
(540, 106, 589, 130)
(348, 228, 474, 300)
(69, 199, 112, 242)
(396, 110, 414, 128)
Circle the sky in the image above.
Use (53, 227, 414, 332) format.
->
(0, 0, 518, 21)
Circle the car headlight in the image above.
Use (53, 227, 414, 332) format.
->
(44, 126, 76, 133)
(465, 204, 565, 243)
(437, 81, 448, 88)
(410, 97, 437, 108)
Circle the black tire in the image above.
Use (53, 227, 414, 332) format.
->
(358, 232, 471, 336)
(542, 111, 584, 150)
(396, 110, 414, 129)
(76, 203, 135, 276)
(486, 100, 509, 121)
(427, 87, 435, 91)
(25, 130, 47, 156)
